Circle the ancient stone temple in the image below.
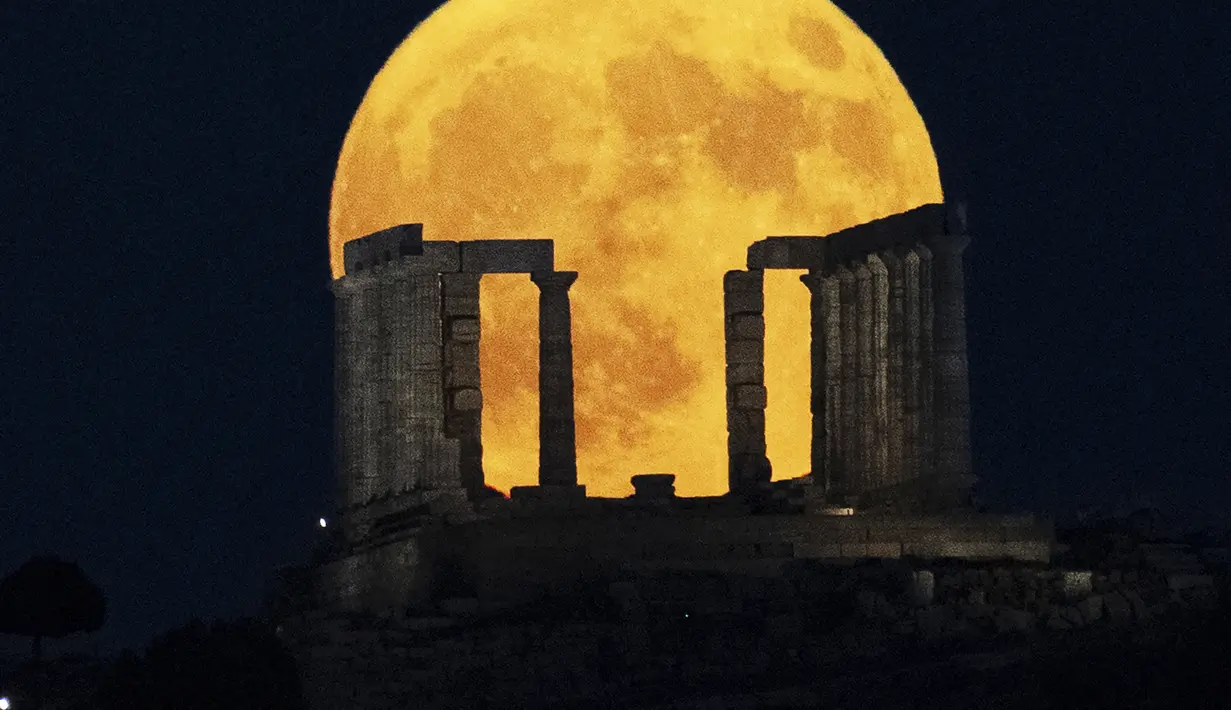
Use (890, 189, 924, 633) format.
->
(727, 203, 976, 513)
(330, 227, 580, 546)
(317, 204, 1051, 614)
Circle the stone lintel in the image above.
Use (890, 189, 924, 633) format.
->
(343, 223, 423, 274)
(746, 236, 827, 270)
(460, 239, 554, 273)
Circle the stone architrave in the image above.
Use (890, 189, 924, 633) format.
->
(441, 272, 484, 498)
(724, 269, 768, 494)
(530, 271, 580, 487)
(881, 250, 907, 487)
(837, 266, 858, 499)
(854, 260, 874, 495)
(822, 271, 844, 494)
(799, 269, 827, 489)
(916, 245, 936, 485)
(927, 231, 975, 508)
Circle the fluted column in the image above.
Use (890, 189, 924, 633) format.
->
(356, 278, 380, 504)
(902, 249, 923, 490)
(881, 251, 907, 487)
(531, 270, 579, 487)
(822, 272, 844, 494)
(928, 231, 975, 508)
(837, 267, 858, 500)
(917, 245, 936, 487)
(854, 260, 874, 495)
(800, 269, 827, 489)
(724, 269, 768, 494)
(332, 278, 363, 510)
(869, 255, 890, 492)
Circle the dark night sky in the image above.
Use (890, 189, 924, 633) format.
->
(1, 1, 1228, 653)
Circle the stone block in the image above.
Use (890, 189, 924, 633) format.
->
(794, 542, 843, 559)
(732, 384, 768, 410)
(725, 362, 763, 385)
(1103, 591, 1132, 622)
(726, 339, 764, 364)
(724, 290, 763, 314)
(440, 272, 481, 296)
(1121, 588, 1148, 619)
(727, 409, 765, 439)
(725, 314, 764, 340)
(994, 607, 1036, 634)
(911, 570, 936, 606)
(451, 388, 482, 411)
(445, 341, 479, 368)
(1062, 570, 1093, 599)
(443, 296, 479, 317)
(460, 239, 553, 273)
(723, 269, 763, 291)
(840, 542, 901, 559)
(1077, 595, 1103, 624)
(343, 223, 423, 273)
(448, 318, 481, 342)
(746, 236, 827, 270)
(418, 241, 461, 272)
(445, 362, 481, 388)
(630, 474, 675, 499)
(509, 485, 586, 501)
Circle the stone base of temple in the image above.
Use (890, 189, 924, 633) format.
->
(313, 497, 1053, 614)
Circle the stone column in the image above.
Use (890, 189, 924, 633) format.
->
(403, 272, 456, 492)
(441, 273, 484, 498)
(837, 267, 858, 500)
(724, 269, 769, 494)
(882, 251, 907, 487)
(902, 249, 922, 491)
(869, 255, 890, 492)
(927, 232, 975, 509)
(356, 277, 380, 504)
(822, 272, 844, 494)
(531, 271, 580, 487)
(854, 260, 874, 495)
(800, 269, 827, 489)
(917, 245, 936, 487)
(332, 278, 363, 511)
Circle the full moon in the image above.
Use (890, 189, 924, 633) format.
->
(330, 0, 942, 497)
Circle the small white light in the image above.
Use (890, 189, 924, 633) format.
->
(1, 695, 12, 709)
(318, 517, 328, 529)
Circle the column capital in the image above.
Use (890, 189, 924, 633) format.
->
(799, 269, 825, 293)
(530, 270, 578, 291)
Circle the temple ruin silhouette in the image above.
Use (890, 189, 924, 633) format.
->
(318, 203, 1052, 611)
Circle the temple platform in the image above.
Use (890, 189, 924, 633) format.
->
(317, 497, 1052, 613)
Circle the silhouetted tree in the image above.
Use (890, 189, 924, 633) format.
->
(95, 617, 306, 710)
(0, 555, 106, 709)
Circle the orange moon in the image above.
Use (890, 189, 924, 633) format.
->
(329, 0, 942, 498)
